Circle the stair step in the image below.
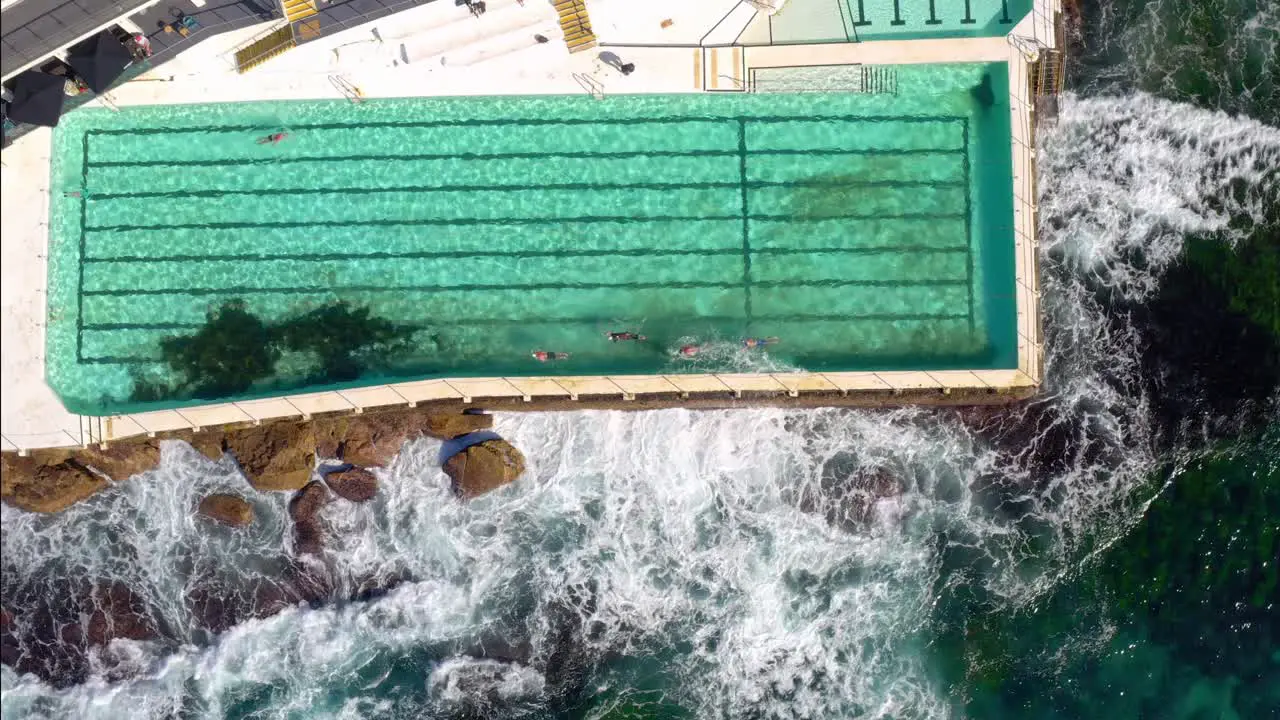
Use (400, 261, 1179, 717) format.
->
(234, 25, 297, 73)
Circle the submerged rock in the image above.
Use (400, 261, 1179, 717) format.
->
(83, 582, 159, 647)
(791, 455, 905, 532)
(186, 575, 303, 635)
(322, 467, 379, 502)
(289, 481, 330, 555)
(443, 438, 526, 499)
(197, 493, 255, 527)
(428, 657, 546, 714)
(315, 409, 494, 465)
(0, 580, 163, 688)
(224, 421, 316, 491)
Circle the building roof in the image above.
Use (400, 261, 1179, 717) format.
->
(2, 0, 150, 79)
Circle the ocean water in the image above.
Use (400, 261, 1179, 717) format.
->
(46, 62, 1014, 416)
(3, 1, 1279, 718)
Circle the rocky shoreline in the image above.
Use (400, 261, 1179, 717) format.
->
(0, 407, 528, 687)
(1, 407, 525, 514)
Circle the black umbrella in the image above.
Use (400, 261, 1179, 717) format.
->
(6, 71, 66, 127)
(66, 31, 135, 94)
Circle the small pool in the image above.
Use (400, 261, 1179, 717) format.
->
(760, 0, 1033, 45)
(46, 62, 1016, 415)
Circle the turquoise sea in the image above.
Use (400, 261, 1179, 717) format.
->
(2, 0, 1278, 718)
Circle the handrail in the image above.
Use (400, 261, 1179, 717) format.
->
(572, 72, 604, 99)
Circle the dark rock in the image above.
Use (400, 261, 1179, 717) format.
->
(323, 467, 378, 502)
(315, 409, 494, 465)
(169, 430, 225, 461)
(84, 582, 159, 646)
(444, 439, 526, 499)
(352, 569, 412, 603)
(186, 577, 305, 635)
(79, 440, 161, 482)
(1, 452, 110, 513)
(0, 581, 161, 688)
(289, 481, 330, 555)
(197, 493, 254, 527)
(224, 421, 316, 491)
(791, 454, 904, 532)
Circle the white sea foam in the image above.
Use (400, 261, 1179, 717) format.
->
(3, 94, 1278, 719)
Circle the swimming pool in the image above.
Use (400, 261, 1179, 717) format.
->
(45, 61, 1016, 415)
(762, 0, 1033, 44)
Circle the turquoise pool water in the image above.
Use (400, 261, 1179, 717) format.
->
(45, 62, 1016, 415)
(763, 0, 1032, 44)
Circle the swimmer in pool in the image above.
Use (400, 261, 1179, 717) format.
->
(605, 331, 646, 342)
(742, 336, 779, 349)
(256, 132, 289, 145)
(532, 350, 570, 362)
(678, 344, 702, 357)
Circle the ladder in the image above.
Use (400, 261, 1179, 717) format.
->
(554, 0, 596, 53)
(573, 72, 603, 99)
(858, 65, 898, 95)
(1035, 49, 1065, 96)
(329, 74, 364, 102)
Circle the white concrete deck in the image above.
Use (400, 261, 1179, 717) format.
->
(0, 0, 1056, 451)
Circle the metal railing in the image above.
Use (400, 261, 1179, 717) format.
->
(1005, 39, 1047, 383)
(1, 0, 160, 79)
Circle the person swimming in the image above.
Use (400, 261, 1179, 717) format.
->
(678, 344, 702, 357)
(256, 132, 288, 145)
(605, 331, 646, 342)
(532, 350, 570, 362)
(742, 336, 779, 349)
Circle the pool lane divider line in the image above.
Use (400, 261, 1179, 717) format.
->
(86, 146, 969, 169)
(83, 212, 969, 233)
(738, 118, 753, 325)
(82, 311, 973, 333)
(81, 277, 969, 298)
(80, 313, 977, 365)
(76, 133, 89, 364)
(963, 122, 976, 334)
(83, 114, 966, 138)
(82, 245, 971, 265)
(88, 178, 964, 201)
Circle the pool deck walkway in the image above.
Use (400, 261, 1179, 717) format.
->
(1, 0, 1056, 451)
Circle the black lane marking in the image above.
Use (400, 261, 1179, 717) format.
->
(84, 114, 964, 138)
(81, 312, 975, 365)
(738, 119, 753, 324)
(1000, 0, 1012, 23)
(962, 0, 976, 24)
(86, 146, 967, 169)
(927, 0, 943, 25)
(88, 178, 962, 201)
(963, 122, 976, 334)
(83, 311, 973, 333)
(83, 246, 970, 265)
(891, 0, 905, 25)
(81, 277, 969, 298)
(77, 134, 89, 363)
(83, 212, 967, 233)
(853, 0, 871, 26)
